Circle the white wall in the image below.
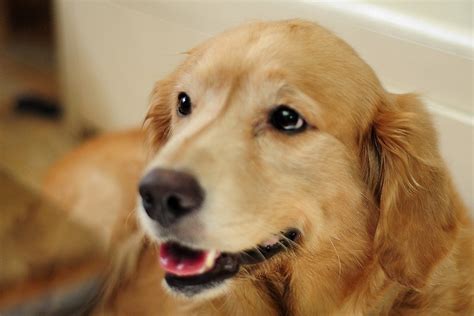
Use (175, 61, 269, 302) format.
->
(366, 1, 472, 38)
(55, 1, 204, 131)
(55, 1, 473, 211)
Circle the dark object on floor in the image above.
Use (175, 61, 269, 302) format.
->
(14, 94, 62, 119)
(79, 127, 99, 141)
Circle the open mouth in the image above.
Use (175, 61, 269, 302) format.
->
(159, 229, 300, 296)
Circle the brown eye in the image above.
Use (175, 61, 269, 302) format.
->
(177, 92, 192, 116)
(269, 105, 306, 133)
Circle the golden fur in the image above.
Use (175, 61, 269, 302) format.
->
(44, 20, 473, 315)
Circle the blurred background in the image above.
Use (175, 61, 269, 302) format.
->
(0, 0, 472, 313)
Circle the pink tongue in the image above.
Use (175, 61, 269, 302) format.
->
(159, 243, 208, 276)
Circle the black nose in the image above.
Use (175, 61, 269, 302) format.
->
(138, 168, 204, 227)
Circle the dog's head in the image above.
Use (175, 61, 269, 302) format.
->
(137, 20, 457, 299)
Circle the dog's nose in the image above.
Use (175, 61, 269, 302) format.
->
(139, 168, 204, 227)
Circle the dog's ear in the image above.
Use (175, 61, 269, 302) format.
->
(360, 93, 459, 289)
(143, 78, 174, 153)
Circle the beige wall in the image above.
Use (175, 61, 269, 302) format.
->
(367, 1, 472, 37)
(55, 1, 209, 131)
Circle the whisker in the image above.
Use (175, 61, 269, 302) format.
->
(237, 247, 267, 264)
(125, 208, 137, 226)
(254, 247, 267, 261)
(276, 240, 290, 253)
(278, 233, 304, 253)
(329, 236, 342, 281)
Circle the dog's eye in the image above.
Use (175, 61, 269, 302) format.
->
(177, 92, 192, 116)
(269, 105, 306, 133)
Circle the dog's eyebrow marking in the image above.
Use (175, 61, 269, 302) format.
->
(158, 80, 239, 164)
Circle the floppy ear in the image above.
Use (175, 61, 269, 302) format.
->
(143, 78, 174, 153)
(360, 93, 459, 289)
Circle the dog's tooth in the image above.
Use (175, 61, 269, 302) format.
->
(205, 250, 217, 269)
(262, 235, 279, 247)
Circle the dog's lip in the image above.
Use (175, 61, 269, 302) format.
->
(160, 229, 300, 295)
(238, 228, 300, 264)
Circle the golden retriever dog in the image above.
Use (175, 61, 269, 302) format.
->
(43, 20, 473, 315)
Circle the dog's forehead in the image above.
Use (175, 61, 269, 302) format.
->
(178, 42, 290, 116)
(180, 24, 307, 87)
(183, 51, 284, 90)
(180, 23, 350, 98)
